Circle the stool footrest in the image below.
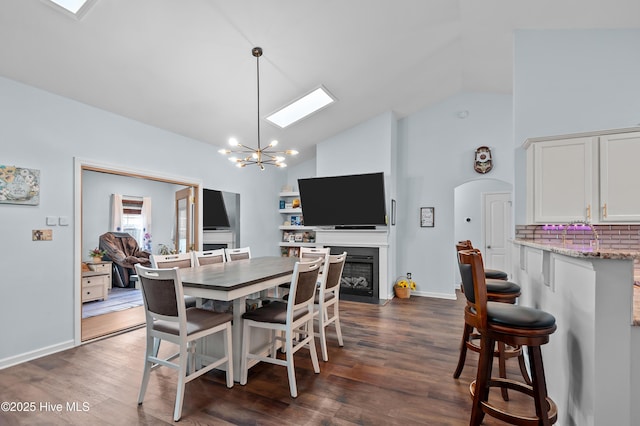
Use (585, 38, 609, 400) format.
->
(470, 378, 558, 425)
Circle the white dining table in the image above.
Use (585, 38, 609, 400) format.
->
(179, 256, 297, 381)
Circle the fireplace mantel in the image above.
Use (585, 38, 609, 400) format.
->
(315, 228, 390, 300)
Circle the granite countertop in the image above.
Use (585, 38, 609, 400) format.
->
(512, 239, 640, 260)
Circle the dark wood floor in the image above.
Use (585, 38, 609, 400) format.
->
(0, 293, 537, 425)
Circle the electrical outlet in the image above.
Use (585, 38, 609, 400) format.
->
(406, 272, 412, 279)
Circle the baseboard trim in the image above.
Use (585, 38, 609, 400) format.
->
(0, 340, 75, 370)
(412, 291, 457, 300)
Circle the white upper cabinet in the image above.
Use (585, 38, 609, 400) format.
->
(599, 131, 640, 222)
(528, 136, 597, 223)
(526, 128, 640, 224)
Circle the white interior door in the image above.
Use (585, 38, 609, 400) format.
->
(483, 192, 511, 274)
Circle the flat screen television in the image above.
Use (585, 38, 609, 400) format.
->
(298, 172, 387, 228)
(202, 189, 230, 230)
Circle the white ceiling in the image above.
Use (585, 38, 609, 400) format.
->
(1, 0, 639, 164)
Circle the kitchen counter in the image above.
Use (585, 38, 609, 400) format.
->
(511, 239, 639, 425)
(513, 238, 640, 260)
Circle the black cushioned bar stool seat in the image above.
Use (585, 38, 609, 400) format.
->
(459, 250, 558, 426)
(485, 268, 508, 280)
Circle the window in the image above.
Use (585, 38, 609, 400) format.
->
(112, 196, 151, 251)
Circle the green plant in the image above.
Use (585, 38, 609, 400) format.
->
(158, 244, 177, 255)
(89, 247, 106, 258)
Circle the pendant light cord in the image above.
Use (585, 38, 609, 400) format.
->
(256, 49, 261, 152)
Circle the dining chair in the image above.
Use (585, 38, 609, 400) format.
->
(277, 246, 330, 298)
(314, 251, 347, 362)
(240, 258, 321, 398)
(225, 246, 251, 262)
(192, 248, 226, 266)
(134, 264, 233, 422)
(150, 253, 194, 269)
(150, 252, 198, 307)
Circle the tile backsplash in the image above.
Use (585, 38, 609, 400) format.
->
(516, 224, 640, 280)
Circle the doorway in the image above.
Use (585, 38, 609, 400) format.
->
(453, 179, 512, 289)
(74, 159, 203, 343)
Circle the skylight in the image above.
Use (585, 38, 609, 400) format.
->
(266, 86, 336, 129)
(44, 0, 97, 18)
(48, 0, 89, 14)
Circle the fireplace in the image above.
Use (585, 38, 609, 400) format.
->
(329, 246, 379, 303)
(203, 243, 227, 250)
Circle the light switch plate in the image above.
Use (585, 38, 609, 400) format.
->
(46, 216, 58, 226)
(59, 216, 69, 226)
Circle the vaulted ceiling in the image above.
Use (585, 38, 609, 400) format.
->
(1, 0, 639, 164)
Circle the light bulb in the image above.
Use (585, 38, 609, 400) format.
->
(285, 150, 299, 155)
(229, 137, 239, 146)
(269, 140, 278, 147)
(218, 149, 230, 154)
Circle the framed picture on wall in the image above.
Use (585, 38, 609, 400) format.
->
(420, 207, 434, 227)
(0, 165, 40, 205)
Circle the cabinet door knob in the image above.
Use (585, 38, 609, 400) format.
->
(603, 203, 607, 218)
(586, 204, 591, 220)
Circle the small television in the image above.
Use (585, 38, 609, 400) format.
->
(202, 189, 230, 230)
(298, 172, 387, 228)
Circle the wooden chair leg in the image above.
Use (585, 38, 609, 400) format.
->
(453, 323, 473, 378)
(470, 334, 494, 426)
(334, 306, 344, 347)
(517, 346, 532, 385)
(285, 328, 298, 398)
(138, 334, 154, 405)
(528, 345, 553, 426)
(173, 343, 189, 422)
(497, 341, 509, 401)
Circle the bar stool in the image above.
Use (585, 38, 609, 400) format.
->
(454, 248, 531, 400)
(458, 249, 557, 425)
(456, 240, 508, 280)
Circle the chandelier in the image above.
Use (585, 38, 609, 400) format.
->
(218, 47, 298, 170)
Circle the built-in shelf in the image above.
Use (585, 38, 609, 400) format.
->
(279, 208, 302, 214)
(279, 225, 315, 231)
(279, 242, 316, 247)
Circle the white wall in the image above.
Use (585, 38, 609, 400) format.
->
(285, 158, 316, 192)
(0, 75, 285, 366)
(513, 29, 640, 223)
(316, 111, 395, 178)
(397, 92, 513, 297)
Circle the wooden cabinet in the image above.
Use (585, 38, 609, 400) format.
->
(82, 261, 111, 303)
(526, 128, 640, 224)
(599, 131, 640, 222)
(278, 191, 316, 256)
(527, 136, 597, 223)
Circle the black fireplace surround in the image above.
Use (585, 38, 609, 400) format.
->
(328, 245, 379, 303)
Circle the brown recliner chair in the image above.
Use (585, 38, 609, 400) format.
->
(99, 232, 151, 287)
